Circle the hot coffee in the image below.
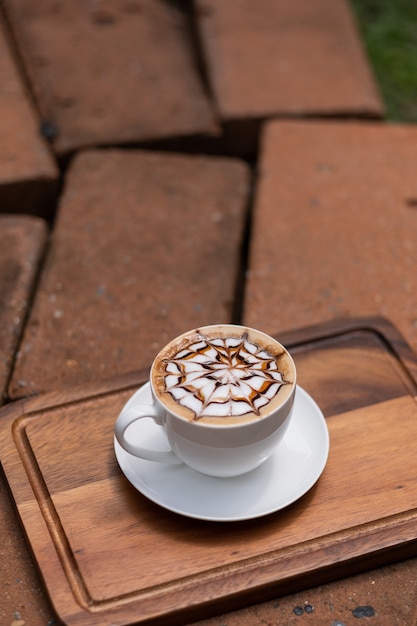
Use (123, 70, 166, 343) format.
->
(116, 324, 297, 476)
(151, 325, 295, 425)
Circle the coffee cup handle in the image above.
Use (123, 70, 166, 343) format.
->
(114, 405, 181, 464)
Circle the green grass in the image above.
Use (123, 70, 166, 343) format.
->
(350, 0, 417, 121)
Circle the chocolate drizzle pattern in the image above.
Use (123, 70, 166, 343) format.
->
(163, 332, 289, 419)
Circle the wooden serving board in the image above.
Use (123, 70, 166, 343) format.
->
(1, 318, 417, 626)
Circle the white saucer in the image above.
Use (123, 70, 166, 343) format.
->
(114, 384, 329, 522)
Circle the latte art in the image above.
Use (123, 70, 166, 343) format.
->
(163, 332, 290, 420)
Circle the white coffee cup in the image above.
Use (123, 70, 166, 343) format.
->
(114, 324, 296, 477)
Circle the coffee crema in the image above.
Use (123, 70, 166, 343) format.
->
(151, 326, 295, 425)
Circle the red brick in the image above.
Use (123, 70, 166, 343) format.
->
(3, 0, 218, 156)
(196, 0, 383, 121)
(0, 13, 58, 216)
(9, 149, 249, 398)
(0, 215, 47, 404)
(244, 120, 417, 354)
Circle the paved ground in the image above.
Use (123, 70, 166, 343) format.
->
(1, 0, 416, 625)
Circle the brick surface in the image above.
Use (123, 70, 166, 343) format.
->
(0, 13, 58, 216)
(0, 216, 52, 625)
(3, 0, 218, 156)
(9, 149, 249, 398)
(196, 0, 383, 121)
(0, 215, 47, 405)
(244, 120, 417, 355)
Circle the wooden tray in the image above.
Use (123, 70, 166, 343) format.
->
(1, 317, 417, 626)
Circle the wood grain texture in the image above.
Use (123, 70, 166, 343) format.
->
(1, 318, 417, 626)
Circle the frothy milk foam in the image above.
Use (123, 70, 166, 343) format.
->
(151, 326, 295, 425)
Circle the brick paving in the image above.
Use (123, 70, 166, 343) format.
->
(0, 215, 47, 405)
(9, 148, 249, 399)
(3, 0, 218, 156)
(196, 0, 383, 154)
(197, 0, 383, 118)
(0, 0, 416, 624)
(0, 11, 58, 216)
(244, 119, 417, 354)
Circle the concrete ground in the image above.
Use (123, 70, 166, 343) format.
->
(0, 0, 416, 624)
